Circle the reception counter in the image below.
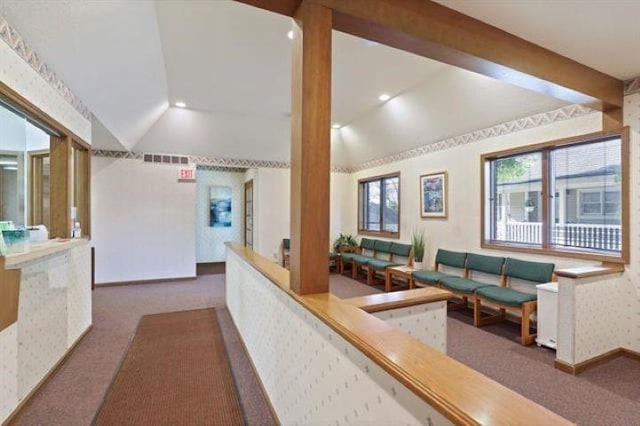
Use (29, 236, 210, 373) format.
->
(0, 239, 92, 423)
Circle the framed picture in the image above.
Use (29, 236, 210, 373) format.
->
(210, 186, 232, 227)
(420, 172, 447, 218)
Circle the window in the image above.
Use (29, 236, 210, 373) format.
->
(358, 172, 400, 238)
(482, 129, 629, 263)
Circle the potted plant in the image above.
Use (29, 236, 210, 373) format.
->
(411, 229, 426, 270)
(333, 233, 358, 253)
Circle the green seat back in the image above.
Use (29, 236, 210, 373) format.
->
(466, 253, 505, 275)
(360, 238, 375, 250)
(504, 258, 555, 283)
(435, 249, 467, 269)
(283, 238, 290, 249)
(374, 240, 392, 253)
(390, 242, 412, 257)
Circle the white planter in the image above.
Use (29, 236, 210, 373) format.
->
(413, 261, 423, 270)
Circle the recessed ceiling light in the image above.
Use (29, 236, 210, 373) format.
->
(378, 94, 391, 102)
(287, 30, 294, 40)
(175, 101, 186, 108)
(332, 123, 341, 129)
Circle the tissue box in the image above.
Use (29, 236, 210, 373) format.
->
(2, 229, 30, 253)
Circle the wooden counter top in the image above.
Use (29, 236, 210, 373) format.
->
(344, 287, 453, 313)
(4, 238, 88, 268)
(226, 243, 572, 426)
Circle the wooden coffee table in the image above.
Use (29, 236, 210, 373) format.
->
(385, 265, 419, 292)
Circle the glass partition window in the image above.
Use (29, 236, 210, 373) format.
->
(483, 130, 628, 262)
(358, 173, 400, 238)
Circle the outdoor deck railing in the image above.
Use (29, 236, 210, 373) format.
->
(497, 222, 621, 252)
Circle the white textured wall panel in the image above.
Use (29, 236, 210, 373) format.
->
(0, 323, 18, 421)
(226, 248, 451, 425)
(373, 303, 447, 353)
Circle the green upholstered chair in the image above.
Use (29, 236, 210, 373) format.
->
(436, 253, 504, 311)
(281, 238, 290, 268)
(413, 249, 467, 287)
(474, 257, 555, 345)
(362, 241, 412, 287)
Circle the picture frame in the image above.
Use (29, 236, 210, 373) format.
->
(209, 186, 232, 227)
(420, 171, 447, 218)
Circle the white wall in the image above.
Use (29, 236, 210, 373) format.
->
(0, 19, 91, 143)
(195, 168, 243, 263)
(244, 167, 352, 262)
(346, 113, 604, 268)
(91, 157, 196, 283)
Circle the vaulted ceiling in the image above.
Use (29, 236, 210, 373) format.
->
(1, 0, 638, 168)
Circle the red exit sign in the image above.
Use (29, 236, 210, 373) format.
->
(178, 167, 196, 182)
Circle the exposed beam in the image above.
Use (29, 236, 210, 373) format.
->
(234, 0, 302, 16)
(323, 0, 622, 110)
(289, 2, 332, 295)
(234, 0, 623, 110)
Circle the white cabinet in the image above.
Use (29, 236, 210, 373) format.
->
(536, 282, 558, 349)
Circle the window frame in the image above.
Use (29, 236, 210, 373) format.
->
(481, 128, 630, 264)
(357, 171, 401, 239)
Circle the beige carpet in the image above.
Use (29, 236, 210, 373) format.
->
(94, 308, 243, 426)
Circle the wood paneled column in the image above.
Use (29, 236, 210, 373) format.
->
(50, 135, 72, 238)
(290, 2, 332, 295)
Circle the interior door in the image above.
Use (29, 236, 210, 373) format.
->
(244, 180, 253, 249)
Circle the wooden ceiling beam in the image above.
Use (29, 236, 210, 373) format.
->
(234, 0, 623, 111)
(234, 0, 303, 17)
(320, 0, 623, 110)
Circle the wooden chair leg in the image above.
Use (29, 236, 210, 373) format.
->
(521, 301, 537, 345)
(367, 267, 373, 286)
(473, 296, 482, 326)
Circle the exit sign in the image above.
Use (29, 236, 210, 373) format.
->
(178, 167, 196, 182)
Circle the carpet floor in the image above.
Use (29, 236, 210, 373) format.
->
(94, 309, 243, 426)
(10, 272, 640, 426)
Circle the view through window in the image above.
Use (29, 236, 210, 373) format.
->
(359, 173, 400, 237)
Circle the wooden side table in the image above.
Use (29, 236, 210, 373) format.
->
(385, 265, 418, 292)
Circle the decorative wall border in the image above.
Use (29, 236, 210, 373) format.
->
(196, 164, 246, 173)
(0, 16, 92, 120)
(624, 77, 640, 96)
(350, 104, 596, 172)
(93, 104, 596, 174)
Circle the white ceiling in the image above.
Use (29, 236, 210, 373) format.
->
(1, 0, 637, 167)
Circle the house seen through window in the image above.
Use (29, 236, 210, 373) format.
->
(483, 130, 628, 262)
(358, 173, 400, 238)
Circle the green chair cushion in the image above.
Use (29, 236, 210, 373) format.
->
(413, 270, 449, 284)
(390, 242, 412, 257)
(374, 240, 392, 253)
(366, 259, 401, 270)
(504, 258, 555, 283)
(341, 253, 367, 262)
(354, 255, 375, 265)
(466, 253, 505, 275)
(329, 253, 339, 260)
(360, 238, 375, 250)
(435, 249, 467, 269)
(476, 286, 537, 306)
(439, 276, 492, 293)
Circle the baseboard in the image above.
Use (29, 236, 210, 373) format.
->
(95, 276, 197, 287)
(3, 325, 93, 425)
(226, 312, 280, 425)
(554, 347, 640, 375)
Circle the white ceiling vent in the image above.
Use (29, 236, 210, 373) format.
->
(143, 153, 189, 165)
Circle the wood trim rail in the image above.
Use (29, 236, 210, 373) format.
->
(344, 287, 453, 313)
(226, 242, 572, 425)
(555, 263, 625, 279)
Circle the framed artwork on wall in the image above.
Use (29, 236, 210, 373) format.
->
(420, 171, 447, 218)
(210, 186, 232, 227)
